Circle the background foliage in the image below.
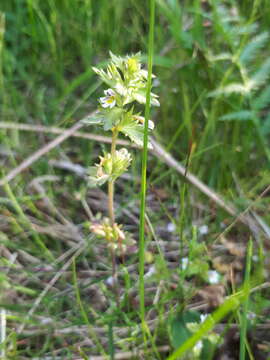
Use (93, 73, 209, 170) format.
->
(0, 0, 269, 358)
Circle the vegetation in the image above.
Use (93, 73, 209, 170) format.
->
(0, 0, 269, 359)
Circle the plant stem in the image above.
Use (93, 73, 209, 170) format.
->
(108, 129, 118, 226)
(108, 129, 119, 306)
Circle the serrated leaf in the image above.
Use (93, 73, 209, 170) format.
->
(103, 107, 124, 131)
(220, 110, 253, 121)
(119, 121, 144, 146)
(251, 58, 270, 87)
(240, 32, 268, 65)
(208, 83, 250, 97)
(253, 84, 270, 110)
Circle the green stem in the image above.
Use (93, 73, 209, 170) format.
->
(108, 129, 118, 226)
(108, 129, 119, 306)
(139, 0, 155, 337)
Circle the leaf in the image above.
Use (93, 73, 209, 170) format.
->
(103, 107, 124, 131)
(200, 339, 216, 360)
(169, 311, 200, 350)
(118, 111, 153, 148)
(240, 32, 268, 65)
(251, 58, 270, 87)
(81, 113, 104, 126)
(220, 110, 253, 121)
(253, 84, 270, 110)
(119, 120, 144, 147)
(262, 114, 270, 135)
(208, 83, 250, 97)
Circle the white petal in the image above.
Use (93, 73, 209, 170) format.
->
(148, 120, 155, 130)
(208, 270, 220, 284)
(104, 88, 114, 96)
(181, 257, 189, 270)
(199, 225, 209, 235)
(101, 102, 110, 108)
(108, 100, 116, 108)
(167, 222, 176, 232)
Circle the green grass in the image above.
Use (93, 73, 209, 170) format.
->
(0, 0, 270, 358)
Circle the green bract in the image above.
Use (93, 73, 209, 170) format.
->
(88, 148, 132, 187)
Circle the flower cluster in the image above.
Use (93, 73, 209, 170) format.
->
(83, 52, 159, 152)
(88, 148, 132, 186)
(90, 219, 135, 255)
(93, 52, 159, 108)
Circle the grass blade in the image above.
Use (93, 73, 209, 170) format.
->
(239, 239, 253, 360)
(138, 0, 156, 333)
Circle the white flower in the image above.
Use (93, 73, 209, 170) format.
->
(100, 88, 116, 108)
(181, 257, 189, 270)
(167, 222, 176, 233)
(134, 115, 155, 130)
(144, 265, 156, 279)
(194, 340, 203, 355)
(199, 224, 209, 235)
(200, 313, 209, 323)
(208, 270, 221, 284)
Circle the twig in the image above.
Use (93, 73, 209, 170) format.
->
(0, 117, 93, 186)
(0, 120, 268, 239)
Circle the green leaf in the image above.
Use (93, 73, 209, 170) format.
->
(200, 339, 216, 360)
(103, 107, 124, 131)
(240, 32, 268, 65)
(81, 113, 104, 126)
(208, 83, 249, 97)
(251, 58, 270, 87)
(220, 110, 253, 121)
(169, 311, 200, 350)
(253, 84, 270, 110)
(119, 120, 144, 147)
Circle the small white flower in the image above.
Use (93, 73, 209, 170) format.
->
(208, 270, 221, 284)
(167, 222, 176, 233)
(100, 88, 116, 108)
(199, 225, 209, 235)
(144, 265, 156, 279)
(194, 340, 203, 355)
(181, 257, 189, 270)
(247, 312, 256, 321)
(200, 313, 209, 323)
(105, 276, 116, 286)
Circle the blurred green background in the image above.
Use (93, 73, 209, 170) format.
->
(1, 0, 269, 193)
(0, 1, 270, 358)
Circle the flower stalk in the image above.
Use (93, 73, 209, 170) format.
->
(108, 129, 118, 225)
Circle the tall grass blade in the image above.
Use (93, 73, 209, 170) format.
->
(138, 0, 155, 333)
(239, 239, 253, 360)
(166, 291, 246, 360)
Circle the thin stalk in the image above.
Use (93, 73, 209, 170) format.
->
(239, 239, 253, 360)
(139, 0, 155, 337)
(108, 129, 118, 226)
(108, 129, 119, 305)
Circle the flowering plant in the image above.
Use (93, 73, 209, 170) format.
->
(84, 52, 159, 225)
(83, 52, 159, 286)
